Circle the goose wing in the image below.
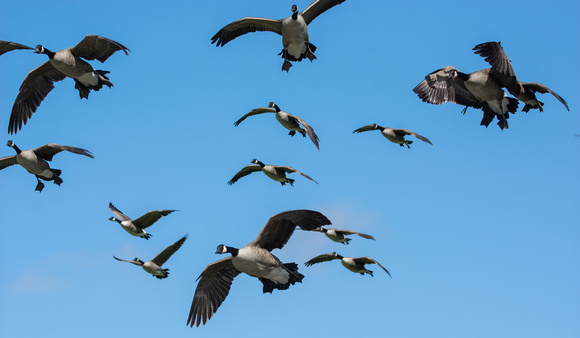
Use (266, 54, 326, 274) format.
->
(112, 255, 141, 266)
(0, 40, 33, 55)
(70, 35, 130, 62)
(300, 0, 347, 25)
(211, 17, 283, 47)
(249, 210, 331, 251)
(413, 66, 484, 108)
(109, 202, 132, 222)
(0, 155, 18, 170)
(334, 229, 376, 240)
(393, 129, 433, 145)
(227, 164, 262, 185)
(151, 235, 188, 266)
(276, 165, 318, 184)
(289, 113, 320, 150)
(187, 257, 241, 327)
(304, 252, 340, 267)
(233, 106, 276, 126)
(353, 124, 379, 133)
(133, 209, 178, 229)
(8, 61, 67, 134)
(32, 143, 94, 161)
(354, 257, 392, 278)
(521, 82, 569, 111)
(472, 42, 520, 96)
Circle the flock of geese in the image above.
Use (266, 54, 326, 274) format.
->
(0, 0, 571, 330)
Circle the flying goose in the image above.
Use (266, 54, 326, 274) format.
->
(353, 124, 432, 148)
(0, 40, 33, 55)
(228, 159, 317, 186)
(311, 227, 375, 245)
(113, 234, 188, 279)
(187, 209, 332, 327)
(0, 140, 93, 192)
(8, 35, 130, 134)
(305, 252, 391, 278)
(211, 0, 346, 72)
(473, 41, 569, 113)
(234, 102, 320, 149)
(108, 202, 178, 240)
(413, 65, 519, 130)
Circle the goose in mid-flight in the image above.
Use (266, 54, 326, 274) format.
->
(187, 209, 332, 327)
(113, 234, 188, 279)
(211, 0, 346, 71)
(311, 227, 375, 245)
(108, 202, 178, 240)
(0, 40, 33, 55)
(9, 35, 130, 134)
(413, 65, 519, 130)
(472, 41, 569, 113)
(353, 124, 432, 148)
(234, 102, 320, 149)
(0, 140, 93, 192)
(228, 159, 317, 186)
(305, 252, 391, 278)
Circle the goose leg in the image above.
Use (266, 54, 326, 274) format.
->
(34, 176, 45, 192)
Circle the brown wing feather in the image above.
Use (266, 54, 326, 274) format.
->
(211, 17, 283, 47)
(70, 35, 130, 62)
(132, 209, 177, 229)
(151, 235, 187, 266)
(9, 62, 66, 134)
(0, 40, 33, 55)
(32, 143, 94, 161)
(187, 257, 241, 327)
(300, 0, 347, 25)
(249, 210, 331, 251)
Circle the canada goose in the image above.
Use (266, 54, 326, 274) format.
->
(0, 40, 33, 55)
(311, 227, 375, 245)
(473, 41, 569, 113)
(211, 0, 346, 72)
(413, 65, 519, 130)
(0, 140, 93, 192)
(234, 102, 320, 149)
(305, 252, 391, 278)
(187, 209, 332, 327)
(8, 35, 130, 134)
(228, 159, 317, 186)
(108, 202, 177, 240)
(113, 234, 187, 279)
(353, 124, 432, 148)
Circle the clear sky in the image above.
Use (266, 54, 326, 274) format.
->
(0, 1, 578, 337)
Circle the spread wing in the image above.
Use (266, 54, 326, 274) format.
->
(304, 253, 339, 267)
(8, 61, 66, 134)
(300, 0, 347, 25)
(249, 210, 331, 251)
(109, 202, 131, 222)
(521, 82, 569, 111)
(233, 107, 276, 126)
(0, 155, 18, 170)
(413, 66, 484, 108)
(354, 257, 392, 278)
(151, 235, 188, 266)
(473, 41, 520, 96)
(187, 257, 241, 327)
(393, 129, 433, 145)
(0, 40, 33, 55)
(290, 113, 320, 150)
(334, 229, 375, 240)
(133, 209, 178, 229)
(211, 17, 283, 47)
(276, 165, 318, 184)
(112, 256, 141, 266)
(32, 143, 94, 161)
(227, 164, 262, 185)
(70, 35, 130, 62)
(353, 124, 379, 133)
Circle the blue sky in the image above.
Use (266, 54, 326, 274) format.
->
(0, 0, 578, 337)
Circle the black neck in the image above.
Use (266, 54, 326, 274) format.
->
(255, 160, 265, 168)
(12, 144, 22, 154)
(292, 12, 298, 20)
(226, 246, 239, 257)
(272, 104, 281, 112)
(455, 71, 470, 81)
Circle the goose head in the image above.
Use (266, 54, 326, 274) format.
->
(291, 5, 298, 14)
(108, 216, 121, 223)
(215, 244, 228, 254)
(6, 140, 15, 148)
(34, 45, 46, 54)
(268, 102, 280, 111)
(133, 258, 144, 265)
(251, 159, 265, 167)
